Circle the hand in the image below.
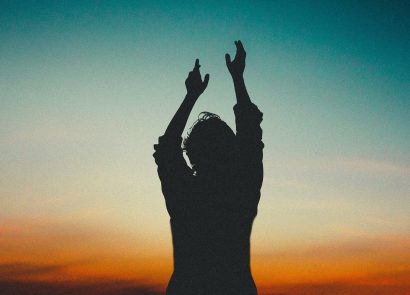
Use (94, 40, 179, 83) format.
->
(185, 59, 210, 98)
(225, 40, 246, 81)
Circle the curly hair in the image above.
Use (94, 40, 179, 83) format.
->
(183, 112, 236, 173)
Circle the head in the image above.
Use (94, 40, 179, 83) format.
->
(183, 112, 236, 175)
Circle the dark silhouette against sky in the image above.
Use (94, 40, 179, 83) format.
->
(154, 41, 264, 294)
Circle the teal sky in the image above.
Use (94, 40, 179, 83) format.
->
(1, 0, 409, 256)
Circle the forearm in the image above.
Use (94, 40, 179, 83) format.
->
(164, 94, 198, 138)
(232, 76, 251, 105)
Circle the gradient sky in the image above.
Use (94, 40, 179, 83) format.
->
(1, 1, 410, 294)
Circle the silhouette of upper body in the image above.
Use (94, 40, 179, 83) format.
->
(154, 41, 263, 295)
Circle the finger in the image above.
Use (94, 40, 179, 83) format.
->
(234, 40, 238, 49)
(194, 58, 200, 71)
(237, 40, 245, 52)
(202, 73, 210, 88)
(225, 53, 231, 65)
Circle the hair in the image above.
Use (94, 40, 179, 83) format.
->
(183, 112, 236, 174)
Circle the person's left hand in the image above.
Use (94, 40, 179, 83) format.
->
(185, 59, 210, 98)
(225, 40, 246, 81)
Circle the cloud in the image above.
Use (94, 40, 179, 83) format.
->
(0, 217, 171, 285)
(1, 251, 410, 295)
(279, 155, 410, 177)
(0, 279, 163, 295)
(252, 234, 410, 290)
(2, 219, 409, 294)
(334, 157, 410, 177)
(4, 123, 98, 146)
(0, 260, 169, 295)
(0, 263, 69, 278)
(259, 282, 410, 295)
(363, 269, 410, 285)
(1, 278, 410, 295)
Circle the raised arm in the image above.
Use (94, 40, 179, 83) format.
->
(226, 40, 264, 194)
(164, 59, 209, 138)
(225, 40, 251, 106)
(154, 59, 209, 214)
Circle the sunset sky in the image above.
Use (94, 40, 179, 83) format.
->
(1, 1, 409, 294)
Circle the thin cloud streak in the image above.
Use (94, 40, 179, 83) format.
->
(0, 262, 69, 278)
(1, 278, 409, 295)
(0, 279, 163, 295)
(252, 234, 410, 288)
(276, 156, 410, 177)
(259, 282, 410, 295)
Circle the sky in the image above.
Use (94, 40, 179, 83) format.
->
(1, 0, 409, 294)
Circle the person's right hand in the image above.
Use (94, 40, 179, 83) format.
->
(225, 40, 246, 81)
(185, 59, 210, 99)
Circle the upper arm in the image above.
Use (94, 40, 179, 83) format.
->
(234, 102, 264, 191)
(153, 135, 193, 213)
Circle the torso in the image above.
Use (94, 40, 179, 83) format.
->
(166, 171, 259, 295)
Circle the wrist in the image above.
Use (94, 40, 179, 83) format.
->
(232, 75, 244, 84)
(185, 92, 200, 101)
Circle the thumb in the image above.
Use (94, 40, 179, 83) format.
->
(225, 53, 231, 66)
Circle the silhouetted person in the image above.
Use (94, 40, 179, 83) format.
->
(153, 40, 263, 295)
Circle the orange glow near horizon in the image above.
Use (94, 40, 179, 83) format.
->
(0, 217, 171, 286)
(1, 217, 409, 294)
